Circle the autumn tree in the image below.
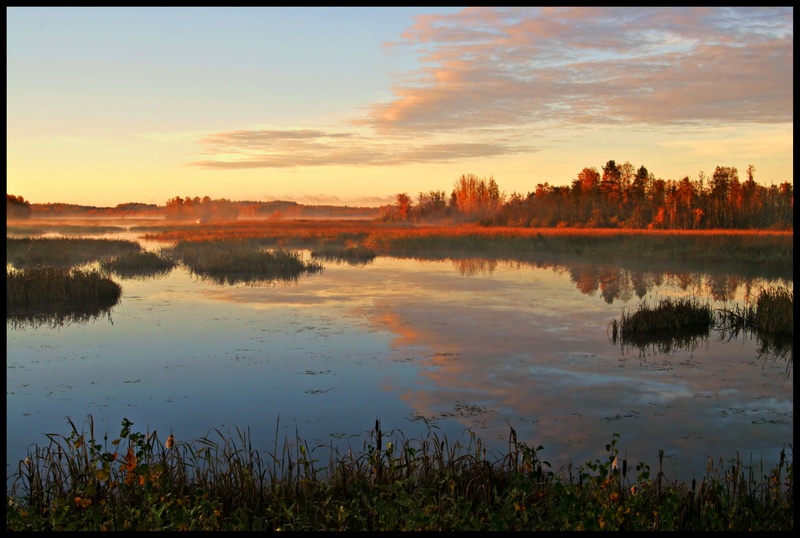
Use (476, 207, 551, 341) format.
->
(571, 167, 600, 225)
(709, 166, 739, 228)
(451, 174, 503, 222)
(598, 160, 622, 226)
(7, 194, 32, 219)
(415, 190, 449, 221)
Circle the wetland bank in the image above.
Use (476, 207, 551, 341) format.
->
(6, 221, 793, 493)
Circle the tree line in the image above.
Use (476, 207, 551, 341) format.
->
(5, 195, 379, 220)
(7, 161, 794, 229)
(382, 163, 793, 230)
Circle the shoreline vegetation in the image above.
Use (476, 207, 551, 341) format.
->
(7, 220, 794, 268)
(6, 416, 793, 531)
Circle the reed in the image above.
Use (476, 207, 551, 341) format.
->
(6, 416, 792, 531)
(6, 221, 128, 236)
(613, 297, 714, 338)
(310, 242, 377, 266)
(6, 266, 122, 328)
(140, 222, 793, 268)
(6, 266, 122, 307)
(609, 287, 793, 363)
(167, 240, 323, 285)
(99, 250, 176, 279)
(7, 237, 142, 268)
(752, 286, 794, 336)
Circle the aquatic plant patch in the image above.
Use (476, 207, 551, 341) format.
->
(167, 240, 323, 285)
(6, 266, 122, 328)
(7, 236, 142, 268)
(100, 250, 176, 279)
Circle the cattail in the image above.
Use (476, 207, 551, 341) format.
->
(166, 434, 175, 449)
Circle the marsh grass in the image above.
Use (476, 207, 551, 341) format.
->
(6, 222, 128, 237)
(715, 286, 794, 364)
(609, 287, 793, 363)
(7, 237, 142, 269)
(6, 417, 793, 531)
(99, 251, 176, 279)
(6, 266, 122, 308)
(167, 240, 323, 285)
(140, 222, 793, 268)
(725, 286, 794, 337)
(610, 297, 714, 340)
(6, 266, 122, 329)
(310, 242, 377, 266)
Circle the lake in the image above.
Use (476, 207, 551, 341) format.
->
(6, 244, 793, 487)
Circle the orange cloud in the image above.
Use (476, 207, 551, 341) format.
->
(187, 128, 534, 169)
(188, 8, 791, 172)
(364, 7, 793, 133)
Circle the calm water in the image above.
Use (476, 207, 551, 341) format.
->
(6, 248, 793, 486)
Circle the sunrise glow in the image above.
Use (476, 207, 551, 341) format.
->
(6, 7, 793, 208)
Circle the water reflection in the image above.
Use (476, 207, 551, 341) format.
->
(612, 328, 712, 359)
(439, 255, 790, 305)
(188, 269, 312, 286)
(6, 249, 793, 488)
(310, 247, 377, 267)
(610, 321, 792, 369)
(105, 266, 174, 280)
(7, 306, 117, 329)
(451, 258, 499, 276)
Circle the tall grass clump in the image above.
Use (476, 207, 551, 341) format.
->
(610, 297, 713, 339)
(6, 416, 793, 531)
(7, 237, 142, 269)
(99, 250, 176, 279)
(751, 286, 793, 337)
(610, 288, 792, 363)
(7, 266, 122, 308)
(167, 240, 323, 285)
(714, 286, 793, 364)
(7, 267, 122, 328)
(310, 241, 376, 266)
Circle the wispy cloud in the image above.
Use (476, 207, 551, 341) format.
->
(188, 128, 534, 169)
(190, 7, 792, 170)
(367, 6, 792, 132)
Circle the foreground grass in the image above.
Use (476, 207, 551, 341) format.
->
(6, 417, 793, 531)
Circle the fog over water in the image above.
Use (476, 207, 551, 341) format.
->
(6, 246, 793, 487)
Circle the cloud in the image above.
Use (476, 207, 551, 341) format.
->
(189, 7, 792, 171)
(187, 128, 535, 169)
(366, 7, 793, 133)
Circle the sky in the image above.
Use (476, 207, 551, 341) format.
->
(6, 7, 794, 208)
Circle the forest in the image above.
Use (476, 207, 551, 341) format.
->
(383, 162, 793, 230)
(7, 162, 794, 230)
